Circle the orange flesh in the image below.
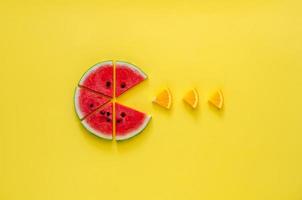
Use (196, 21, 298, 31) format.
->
(153, 89, 172, 109)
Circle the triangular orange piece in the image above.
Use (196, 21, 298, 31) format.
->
(183, 89, 199, 109)
(152, 89, 172, 109)
(208, 90, 224, 109)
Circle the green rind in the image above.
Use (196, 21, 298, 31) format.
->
(81, 118, 113, 140)
(80, 120, 113, 141)
(73, 86, 82, 120)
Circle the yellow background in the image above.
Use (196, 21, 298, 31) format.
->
(1, 0, 302, 199)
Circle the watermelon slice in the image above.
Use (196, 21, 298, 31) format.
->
(74, 87, 110, 119)
(115, 61, 147, 97)
(115, 103, 151, 141)
(79, 61, 113, 97)
(82, 102, 113, 140)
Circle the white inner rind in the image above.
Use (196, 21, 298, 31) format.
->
(74, 87, 85, 119)
(115, 115, 151, 141)
(81, 118, 113, 140)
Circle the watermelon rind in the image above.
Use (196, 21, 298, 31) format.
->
(81, 118, 113, 140)
(115, 115, 152, 141)
(78, 60, 113, 93)
(115, 61, 148, 80)
(74, 87, 85, 119)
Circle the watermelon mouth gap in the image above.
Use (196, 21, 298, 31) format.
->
(78, 85, 112, 99)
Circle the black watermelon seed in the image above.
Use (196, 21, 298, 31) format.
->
(89, 103, 94, 108)
(100, 110, 105, 115)
(120, 82, 126, 88)
(117, 118, 122, 123)
(106, 112, 110, 116)
(106, 118, 111, 122)
(121, 112, 126, 117)
(106, 81, 111, 88)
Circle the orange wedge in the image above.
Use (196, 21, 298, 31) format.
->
(183, 89, 199, 109)
(152, 89, 172, 109)
(208, 90, 224, 109)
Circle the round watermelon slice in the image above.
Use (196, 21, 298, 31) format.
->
(82, 102, 113, 140)
(74, 87, 110, 120)
(115, 103, 151, 141)
(79, 61, 113, 97)
(115, 61, 147, 97)
(75, 60, 151, 141)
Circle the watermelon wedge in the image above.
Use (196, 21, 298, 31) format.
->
(74, 87, 110, 119)
(82, 102, 113, 140)
(115, 103, 151, 141)
(115, 61, 147, 97)
(79, 61, 113, 97)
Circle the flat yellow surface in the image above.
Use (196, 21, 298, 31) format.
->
(1, 1, 302, 199)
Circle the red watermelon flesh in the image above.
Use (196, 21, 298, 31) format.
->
(115, 61, 147, 97)
(82, 102, 113, 139)
(79, 61, 113, 97)
(115, 103, 151, 141)
(75, 87, 110, 119)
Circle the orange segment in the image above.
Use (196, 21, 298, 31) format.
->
(152, 89, 172, 109)
(208, 90, 224, 109)
(183, 89, 199, 109)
